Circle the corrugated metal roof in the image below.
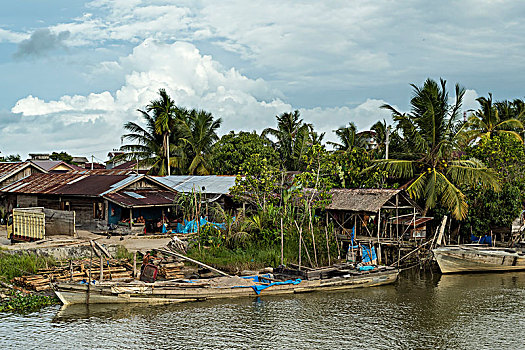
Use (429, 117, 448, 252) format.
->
(0, 173, 129, 196)
(104, 190, 177, 208)
(155, 175, 236, 195)
(29, 160, 75, 172)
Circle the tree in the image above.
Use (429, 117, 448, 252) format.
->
(377, 78, 500, 220)
(0, 154, 21, 162)
(178, 109, 222, 175)
(49, 151, 73, 164)
(143, 88, 181, 176)
(211, 131, 279, 175)
(461, 134, 525, 236)
(262, 110, 312, 170)
(464, 93, 523, 143)
(120, 110, 173, 175)
(327, 122, 365, 151)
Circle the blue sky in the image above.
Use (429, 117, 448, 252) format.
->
(1, 1, 525, 160)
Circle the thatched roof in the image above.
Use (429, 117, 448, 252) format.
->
(327, 188, 418, 213)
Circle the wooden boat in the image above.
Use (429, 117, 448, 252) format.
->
(432, 245, 525, 274)
(53, 266, 398, 305)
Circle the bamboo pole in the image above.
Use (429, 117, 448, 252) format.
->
(133, 251, 137, 279)
(86, 245, 93, 304)
(309, 206, 318, 267)
(153, 248, 231, 277)
(280, 217, 284, 266)
(99, 254, 103, 281)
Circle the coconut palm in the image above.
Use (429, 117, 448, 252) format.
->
(377, 78, 500, 220)
(328, 122, 365, 151)
(120, 112, 176, 176)
(145, 88, 180, 175)
(262, 110, 312, 170)
(464, 93, 523, 143)
(178, 109, 222, 175)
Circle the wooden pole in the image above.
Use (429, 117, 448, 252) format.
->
(325, 224, 331, 266)
(309, 206, 318, 267)
(99, 254, 103, 281)
(86, 245, 93, 304)
(280, 217, 284, 266)
(133, 251, 137, 279)
(153, 248, 231, 277)
(377, 209, 382, 264)
(69, 259, 73, 282)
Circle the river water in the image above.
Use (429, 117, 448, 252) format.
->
(1, 270, 525, 350)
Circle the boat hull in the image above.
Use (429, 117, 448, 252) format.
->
(433, 246, 525, 274)
(53, 269, 398, 305)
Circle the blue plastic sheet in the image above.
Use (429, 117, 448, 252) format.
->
(471, 234, 492, 245)
(358, 265, 376, 271)
(361, 245, 377, 264)
(235, 275, 302, 295)
(173, 217, 229, 234)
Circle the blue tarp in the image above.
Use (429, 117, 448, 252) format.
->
(361, 245, 377, 264)
(172, 217, 228, 234)
(236, 274, 302, 295)
(471, 234, 492, 245)
(358, 265, 376, 271)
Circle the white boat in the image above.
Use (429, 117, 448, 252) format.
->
(433, 245, 525, 274)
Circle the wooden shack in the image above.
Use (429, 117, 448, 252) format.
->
(326, 188, 431, 265)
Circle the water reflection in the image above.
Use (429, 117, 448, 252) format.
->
(2, 271, 525, 349)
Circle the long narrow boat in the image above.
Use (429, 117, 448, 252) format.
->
(433, 245, 525, 274)
(53, 266, 398, 305)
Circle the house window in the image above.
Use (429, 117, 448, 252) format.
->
(94, 202, 105, 219)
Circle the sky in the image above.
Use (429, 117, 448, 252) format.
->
(1, 1, 524, 161)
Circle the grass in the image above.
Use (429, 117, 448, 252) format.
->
(0, 252, 55, 282)
(187, 243, 282, 273)
(115, 245, 134, 261)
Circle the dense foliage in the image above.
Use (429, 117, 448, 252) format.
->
(116, 79, 525, 250)
(211, 131, 279, 175)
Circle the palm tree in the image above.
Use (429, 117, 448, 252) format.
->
(262, 110, 312, 170)
(120, 112, 172, 175)
(145, 88, 179, 175)
(464, 93, 523, 143)
(178, 109, 222, 175)
(377, 78, 500, 220)
(328, 122, 364, 151)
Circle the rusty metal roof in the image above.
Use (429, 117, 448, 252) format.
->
(0, 173, 128, 196)
(0, 162, 47, 183)
(104, 190, 177, 208)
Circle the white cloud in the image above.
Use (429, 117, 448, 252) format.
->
(9, 39, 396, 158)
(0, 28, 29, 43)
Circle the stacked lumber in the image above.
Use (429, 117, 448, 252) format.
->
(12, 276, 52, 292)
(12, 258, 135, 291)
(159, 261, 185, 280)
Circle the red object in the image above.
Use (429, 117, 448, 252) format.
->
(140, 264, 158, 283)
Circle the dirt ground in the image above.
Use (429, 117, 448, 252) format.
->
(0, 227, 172, 254)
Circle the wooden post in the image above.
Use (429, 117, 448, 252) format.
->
(69, 259, 73, 282)
(377, 209, 382, 264)
(298, 224, 302, 270)
(133, 251, 137, 279)
(129, 208, 133, 228)
(86, 245, 93, 304)
(396, 194, 399, 240)
(99, 254, 103, 281)
(325, 224, 331, 266)
(280, 217, 284, 266)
